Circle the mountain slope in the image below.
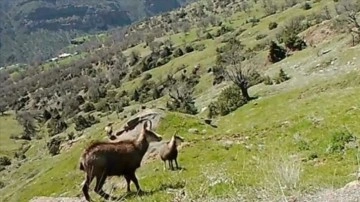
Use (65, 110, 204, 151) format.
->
(0, 0, 196, 66)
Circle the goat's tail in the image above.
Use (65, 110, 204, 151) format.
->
(79, 161, 85, 171)
(79, 156, 85, 171)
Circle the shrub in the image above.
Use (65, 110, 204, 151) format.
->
(67, 132, 75, 141)
(0, 156, 11, 166)
(83, 102, 95, 112)
(173, 48, 184, 57)
(284, 35, 307, 51)
(274, 68, 291, 84)
(213, 26, 231, 37)
(184, 45, 195, 53)
(205, 32, 213, 39)
(0, 181, 5, 189)
(248, 71, 265, 86)
(160, 46, 172, 58)
(263, 76, 273, 85)
(208, 85, 248, 118)
(269, 22, 278, 30)
(194, 43, 206, 51)
(95, 100, 111, 112)
(47, 136, 64, 156)
(143, 73, 152, 81)
(268, 41, 287, 63)
(255, 34, 267, 40)
(212, 65, 225, 85)
(74, 114, 99, 131)
(327, 130, 356, 154)
(46, 118, 68, 137)
(302, 2, 312, 10)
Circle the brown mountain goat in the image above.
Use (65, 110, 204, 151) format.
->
(79, 120, 162, 201)
(159, 132, 184, 170)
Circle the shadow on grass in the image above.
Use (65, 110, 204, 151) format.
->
(108, 180, 186, 201)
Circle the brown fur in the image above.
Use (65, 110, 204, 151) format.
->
(159, 134, 184, 170)
(79, 121, 162, 201)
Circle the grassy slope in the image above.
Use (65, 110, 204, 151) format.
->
(1, 0, 360, 201)
(1, 73, 359, 202)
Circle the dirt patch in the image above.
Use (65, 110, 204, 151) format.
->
(299, 180, 360, 202)
(300, 20, 336, 47)
(29, 197, 86, 202)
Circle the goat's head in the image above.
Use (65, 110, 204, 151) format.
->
(171, 131, 185, 146)
(140, 120, 162, 142)
(104, 123, 113, 136)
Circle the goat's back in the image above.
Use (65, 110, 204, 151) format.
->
(81, 141, 147, 176)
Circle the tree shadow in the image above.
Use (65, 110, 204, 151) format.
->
(249, 95, 259, 101)
(0, 112, 11, 117)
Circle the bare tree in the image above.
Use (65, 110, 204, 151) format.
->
(167, 78, 197, 115)
(217, 39, 254, 101)
(336, 0, 360, 45)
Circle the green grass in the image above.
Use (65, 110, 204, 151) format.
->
(2, 0, 360, 201)
(0, 112, 23, 156)
(1, 72, 359, 201)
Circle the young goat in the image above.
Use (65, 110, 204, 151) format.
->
(159, 132, 184, 170)
(79, 120, 162, 201)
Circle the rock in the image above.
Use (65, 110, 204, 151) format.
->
(188, 128, 199, 134)
(201, 129, 207, 134)
(222, 140, 234, 150)
(204, 119, 212, 125)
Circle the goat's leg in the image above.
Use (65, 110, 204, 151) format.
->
(129, 172, 143, 194)
(169, 160, 174, 170)
(124, 175, 132, 192)
(163, 160, 167, 171)
(174, 159, 179, 170)
(82, 174, 94, 202)
(94, 174, 110, 200)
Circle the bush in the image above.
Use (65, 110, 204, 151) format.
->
(173, 48, 184, 57)
(0, 156, 11, 166)
(263, 75, 273, 85)
(194, 43, 206, 51)
(255, 34, 267, 40)
(184, 45, 195, 53)
(302, 2, 312, 10)
(269, 22, 278, 30)
(268, 41, 287, 63)
(274, 68, 291, 84)
(74, 114, 99, 131)
(284, 35, 307, 51)
(83, 102, 95, 112)
(46, 118, 68, 137)
(143, 73, 152, 80)
(0, 181, 5, 189)
(67, 132, 75, 140)
(205, 32, 213, 39)
(208, 85, 248, 118)
(327, 130, 356, 154)
(95, 100, 111, 112)
(47, 136, 64, 156)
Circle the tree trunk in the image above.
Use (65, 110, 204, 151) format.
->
(240, 85, 251, 101)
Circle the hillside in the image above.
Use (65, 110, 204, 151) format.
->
(0, 0, 360, 201)
(0, 0, 196, 66)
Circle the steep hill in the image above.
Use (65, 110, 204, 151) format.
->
(0, 0, 196, 66)
(0, 0, 360, 201)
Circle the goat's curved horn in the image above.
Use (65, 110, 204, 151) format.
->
(146, 119, 152, 130)
(173, 130, 179, 136)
